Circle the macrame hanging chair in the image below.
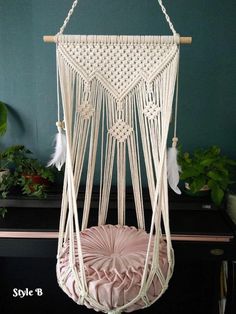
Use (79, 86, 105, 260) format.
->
(45, 1, 191, 313)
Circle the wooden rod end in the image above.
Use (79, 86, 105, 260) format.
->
(43, 35, 56, 43)
(180, 36, 192, 44)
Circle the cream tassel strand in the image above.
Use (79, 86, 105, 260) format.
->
(48, 121, 67, 171)
(167, 137, 181, 194)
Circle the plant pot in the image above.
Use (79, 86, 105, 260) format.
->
(184, 182, 210, 197)
(23, 174, 50, 192)
(0, 169, 9, 184)
(227, 190, 236, 224)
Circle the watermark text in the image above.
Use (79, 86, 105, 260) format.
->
(12, 288, 43, 298)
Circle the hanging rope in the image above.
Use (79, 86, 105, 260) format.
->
(157, 0, 177, 35)
(57, 0, 177, 35)
(58, 0, 79, 35)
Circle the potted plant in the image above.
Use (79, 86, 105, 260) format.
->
(15, 146, 55, 198)
(0, 145, 55, 197)
(0, 145, 55, 217)
(178, 146, 236, 206)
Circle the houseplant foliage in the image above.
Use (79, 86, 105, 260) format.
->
(0, 145, 55, 217)
(0, 102, 55, 217)
(178, 146, 236, 206)
(0, 145, 55, 198)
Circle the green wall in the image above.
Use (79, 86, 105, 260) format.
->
(0, 0, 236, 164)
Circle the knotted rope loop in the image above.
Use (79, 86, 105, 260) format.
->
(56, 120, 65, 131)
(172, 137, 178, 148)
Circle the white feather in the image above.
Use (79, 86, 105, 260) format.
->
(47, 130, 67, 171)
(167, 146, 181, 194)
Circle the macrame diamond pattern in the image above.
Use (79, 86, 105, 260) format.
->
(77, 102, 95, 120)
(59, 42, 175, 98)
(143, 103, 161, 120)
(108, 119, 133, 142)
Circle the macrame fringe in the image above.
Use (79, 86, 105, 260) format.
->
(167, 137, 181, 194)
(48, 121, 67, 171)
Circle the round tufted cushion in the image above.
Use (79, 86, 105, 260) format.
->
(57, 224, 169, 312)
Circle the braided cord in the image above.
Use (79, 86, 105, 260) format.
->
(157, 0, 176, 35)
(58, 0, 177, 35)
(58, 0, 79, 35)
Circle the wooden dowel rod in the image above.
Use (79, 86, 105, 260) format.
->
(180, 36, 192, 44)
(43, 35, 192, 44)
(44, 35, 56, 43)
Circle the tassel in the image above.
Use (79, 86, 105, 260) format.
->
(167, 137, 181, 194)
(48, 121, 67, 171)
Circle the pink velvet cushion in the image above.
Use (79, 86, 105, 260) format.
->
(57, 224, 168, 312)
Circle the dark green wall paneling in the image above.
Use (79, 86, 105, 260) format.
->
(0, 0, 236, 164)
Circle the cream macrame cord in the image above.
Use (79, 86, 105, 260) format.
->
(47, 1, 182, 313)
(57, 0, 177, 36)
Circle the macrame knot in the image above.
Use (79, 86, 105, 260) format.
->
(79, 290, 88, 305)
(56, 120, 65, 131)
(77, 81, 95, 120)
(172, 137, 178, 148)
(147, 94, 154, 106)
(162, 283, 169, 290)
(83, 82, 91, 102)
(145, 83, 156, 109)
(78, 103, 95, 120)
(109, 119, 133, 143)
(117, 99, 123, 111)
(147, 91, 154, 104)
(140, 292, 150, 306)
(143, 83, 161, 120)
(146, 82, 153, 94)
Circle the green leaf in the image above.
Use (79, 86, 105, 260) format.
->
(207, 171, 223, 182)
(0, 207, 7, 218)
(226, 159, 236, 166)
(200, 158, 214, 167)
(207, 179, 215, 189)
(189, 176, 206, 193)
(1, 191, 7, 199)
(180, 167, 201, 180)
(0, 102, 7, 136)
(211, 146, 221, 156)
(211, 185, 224, 206)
